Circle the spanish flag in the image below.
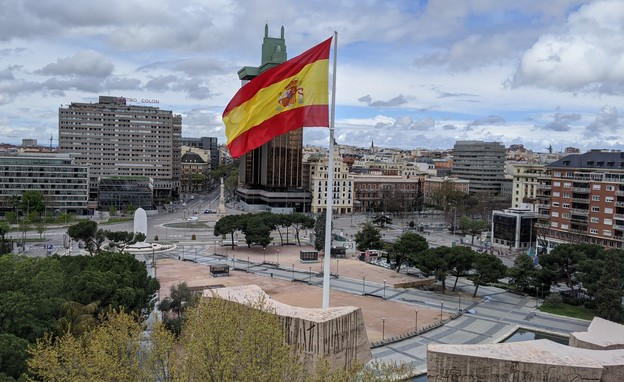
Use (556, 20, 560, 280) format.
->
(223, 37, 332, 158)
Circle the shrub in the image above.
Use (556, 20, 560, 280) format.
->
(545, 292, 563, 306)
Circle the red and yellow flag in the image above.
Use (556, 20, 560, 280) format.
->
(223, 37, 332, 158)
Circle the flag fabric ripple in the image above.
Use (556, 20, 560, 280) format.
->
(222, 37, 332, 158)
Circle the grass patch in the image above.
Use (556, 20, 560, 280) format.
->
(540, 302, 595, 321)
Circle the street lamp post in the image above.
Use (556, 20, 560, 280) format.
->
(415, 309, 418, 331)
(382, 318, 386, 340)
(440, 301, 444, 320)
(383, 279, 386, 299)
(362, 277, 366, 295)
(263, 247, 266, 263)
(292, 264, 295, 281)
(277, 248, 280, 266)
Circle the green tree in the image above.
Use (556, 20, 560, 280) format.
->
(289, 213, 315, 246)
(56, 301, 99, 337)
(158, 282, 200, 335)
(372, 214, 392, 228)
(0, 221, 9, 256)
(242, 212, 273, 247)
(391, 231, 428, 273)
(36, 223, 46, 239)
(458, 216, 489, 244)
(67, 220, 106, 255)
(413, 247, 450, 292)
(594, 251, 624, 321)
(214, 214, 245, 249)
(472, 252, 507, 297)
(21, 190, 46, 217)
(508, 254, 539, 293)
(354, 222, 383, 251)
(446, 246, 476, 292)
(5, 211, 18, 224)
(314, 211, 327, 251)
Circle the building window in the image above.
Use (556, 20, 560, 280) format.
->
(606, 196, 614, 203)
(562, 213, 569, 219)
(562, 203, 570, 208)
(605, 207, 613, 214)
(552, 201, 560, 207)
(592, 195, 600, 202)
(561, 224, 569, 229)
(563, 182, 571, 188)
(552, 211, 559, 217)
(604, 218, 613, 225)
(593, 184, 601, 190)
(592, 206, 600, 212)
(553, 191, 560, 197)
(591, 217, 600, 223)
(551, 221, 559, 227)
(590, 228, 598, 234)
(603, 230, 612, 236)
(554, 181, 561, 187)
(563, 193, 571, 198)
(606, 185, 615, 191)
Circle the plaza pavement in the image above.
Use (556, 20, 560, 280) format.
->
(32, 206, 592, 377)
(151, 237, 591, 378)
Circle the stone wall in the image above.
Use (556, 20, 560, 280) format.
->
(206, 285, 371, 369)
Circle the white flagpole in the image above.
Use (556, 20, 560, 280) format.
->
(322, 31, 338, 309)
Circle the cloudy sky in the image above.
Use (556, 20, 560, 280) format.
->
(1, 0, 623, 153)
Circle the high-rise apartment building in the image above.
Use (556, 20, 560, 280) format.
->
(452, 141, 506, 195)
(535, 150, 624, 252)
(234, 25, 311, 212)
(58, 96, 182, 208)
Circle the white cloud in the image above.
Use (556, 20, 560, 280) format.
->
(510, 0, 624, 94)
(38, 50, 114, 78)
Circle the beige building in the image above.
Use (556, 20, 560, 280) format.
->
(58, 95, 182, 206)
(510, 163, 547, 209)
(306, 152, 354, 214)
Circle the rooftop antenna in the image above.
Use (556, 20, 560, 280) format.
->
(49, 134, 53, 149)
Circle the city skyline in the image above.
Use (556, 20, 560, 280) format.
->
(1, 0, 622, 153)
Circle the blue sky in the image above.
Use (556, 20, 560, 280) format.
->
(0, 0, 622, 153)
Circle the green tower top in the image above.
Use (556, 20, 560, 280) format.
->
(238, 24, 287, 80)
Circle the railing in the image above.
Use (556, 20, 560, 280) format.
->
(537, 213, 550, 219)
(571, 187, 590, 193)
(570, 208, 589, 215)
(570, 217, 588, 224)
(572, 198, 590, 203)
(537, 184, 552, 190)
(614, 224, 624, 231)
(615, 190, 624, 196)
(614, 213, 624, 219)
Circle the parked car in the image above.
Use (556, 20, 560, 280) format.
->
(204, 209, 216, 214)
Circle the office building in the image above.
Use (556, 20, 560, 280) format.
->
(234, 25, 311, 212)
(0, 152, 88, 215)
(452, 141, 506, 195)
(58, 96, 182, 209)
(535, 150, 624, 252)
